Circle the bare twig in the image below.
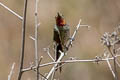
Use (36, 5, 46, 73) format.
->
(66, 19, 90, 51)
(18, 0, 28, 80)
(51, 70, 55, 80)
(36, 57, 43, 70)
(106, 55, 116, 78)
(28, 57, 47, 80)
(112, 47, 118, 80)
(37, 56, 43, 80)
(42, 73, 48, 80)
(66, 19, 82, 49)
(116, 60, 120, 68)
(55, 62, 66, 70)
(32, 67, 48, 80)
(39, 73, 48, 80)
(107, 47, 118, 80)
(45, 51, 64, 80)
(37, 56, 43, 72)
(34, 0, 39, 79)
(29, 36, 36, 41)
(44, 48, 55, 61)
(22, 54, 120, 72)
(8, 63, 15, 80)
(0, 2, 23, 20)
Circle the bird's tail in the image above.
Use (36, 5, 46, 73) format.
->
(55, 44, 62, 73)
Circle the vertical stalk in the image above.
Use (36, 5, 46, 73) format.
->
(108, 47, 118, 80)
(35, 0, 39, 80)
(113, 47, 118, 80)
(18, 0, 28, 80)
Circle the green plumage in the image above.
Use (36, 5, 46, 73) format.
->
(53, 24, 70, 72)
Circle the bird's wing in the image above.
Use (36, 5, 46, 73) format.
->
(59, 24, 70, 46)
(53, 25, 61, 44)
(53, 25, 63, 62)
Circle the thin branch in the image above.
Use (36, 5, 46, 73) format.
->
(55, 62, 66, 70)
(106, 55, 116, 79)
(18, 0, 28, 80)
(40, 54, 120, 67)
(29, 57, 47, 80)
(38, 56, 43, 66)
(37, 56, 43, 80)
(41, 73, 48, 80)
(8, 62, 15, 80)
(36, 56, 43, 73)
(36, 57, 43, 73)
(29, 36, 36, 41)
(22, 54, 120, 72)
(107, 47, 118, 80)
(51, 70, 55, 80)
(34, 0, 39, 66)
(38, 73, 48, 80)
(34, 0, 39, 79)
(33, 67, 48, 80)
(66, 19, 89, 50)
(44, 48, 55, 61)
(112, 47, 118, 80)
(66, 19, 82, 49)
(116, 60, 120, 68)
(45, 51, 64, 80)
(0, 2, 23, 20)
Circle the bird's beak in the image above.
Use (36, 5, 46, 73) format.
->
(55, 12, 60, 19)
(57, 12, 61, 17)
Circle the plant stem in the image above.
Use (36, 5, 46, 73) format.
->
(18, 0, 28, 80)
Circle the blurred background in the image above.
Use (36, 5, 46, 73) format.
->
(0, 0, 120, 80)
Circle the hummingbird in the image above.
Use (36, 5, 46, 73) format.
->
(53, 12, 70, 72)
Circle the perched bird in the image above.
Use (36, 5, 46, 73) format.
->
(53, 12, 70, 72)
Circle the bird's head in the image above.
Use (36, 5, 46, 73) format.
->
(55, 12, 66, 26)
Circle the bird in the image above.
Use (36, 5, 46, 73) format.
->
(53, 12, 70, 72)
